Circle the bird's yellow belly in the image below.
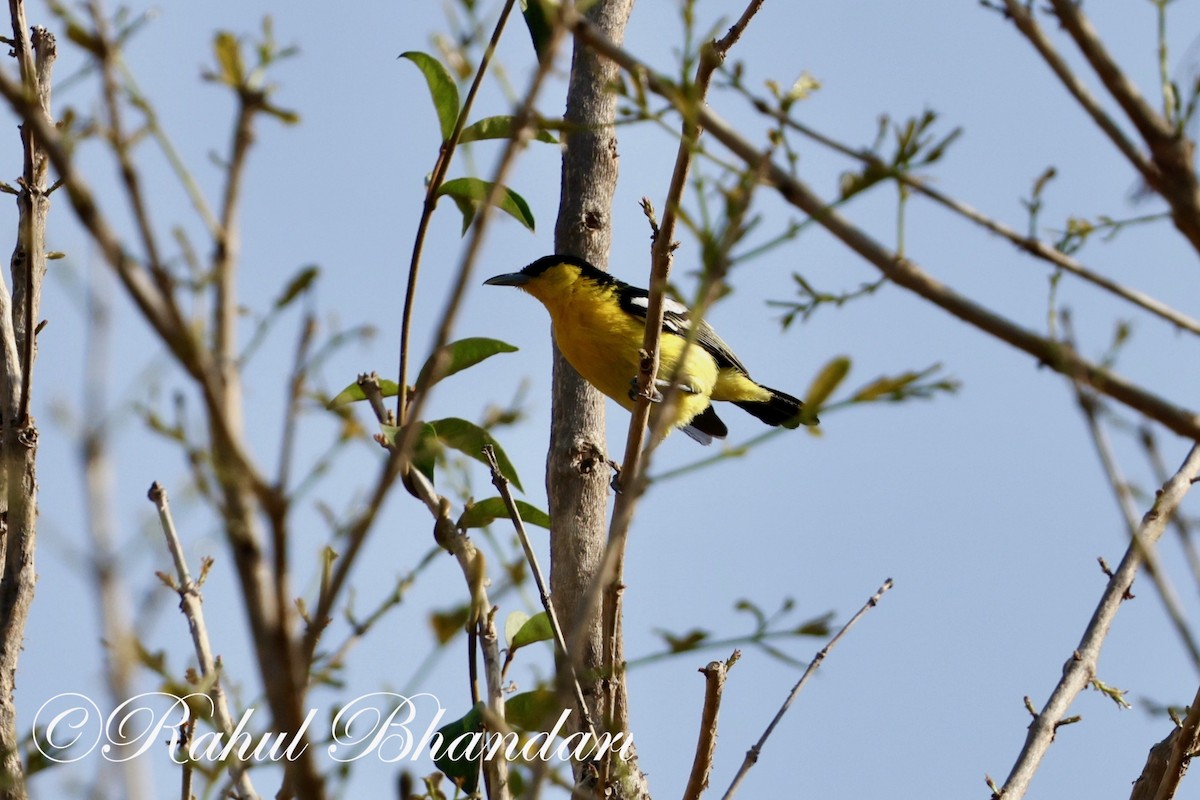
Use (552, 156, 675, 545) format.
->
(547, 297, 718, 420)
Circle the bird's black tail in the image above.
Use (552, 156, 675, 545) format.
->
(734, 386, 817, 428)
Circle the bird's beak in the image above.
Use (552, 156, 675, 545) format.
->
(483, 272, 530, 287)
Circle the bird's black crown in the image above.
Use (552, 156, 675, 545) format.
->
(519, 254, 621, 286)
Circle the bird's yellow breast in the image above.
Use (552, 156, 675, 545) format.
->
(530, 280, 719, 414)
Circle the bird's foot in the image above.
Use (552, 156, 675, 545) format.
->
(628, 377, 664, 404)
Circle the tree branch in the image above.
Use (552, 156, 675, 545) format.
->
(148, 483, 259, 800)
(396, 0, 517, 423)
(720, 579, 893, 800)
(594, 8, 764, 781)
(683, 652, 738, 800)
(999, 444, 1200, 799)
(482, 445, 597, 742)
(742, 96, 1200, 338)
(0, 8, 51, 796)
(1071, 384, 1200, 672)
(1005, 0, 1200, 255)
(569, 13, 1200, 440)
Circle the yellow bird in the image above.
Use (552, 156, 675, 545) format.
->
(484, 255, 815, 444)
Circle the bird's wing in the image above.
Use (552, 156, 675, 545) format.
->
(618, 287, 750, 375)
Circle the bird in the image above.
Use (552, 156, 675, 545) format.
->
(484, 254, 815, 444)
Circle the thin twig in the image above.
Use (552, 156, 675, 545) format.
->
(277, 313, 316, 495)
(406, 463, 509, 800)
(478, 609, 510, 800)
(148, 482, 258, 800)
(396, 0, 517, 423)
(0, 49, 279, 509)
(591, 2, 765, 763)
(179, 716, 195, 800)
(80, 269, 151, 800)
(999, 444, 1200, 799)
(1072, 387, 1200, 672)
(391, 4, 568, 469)
(1013, 0, 1200, 255)
(309, 548, 439, 687)
(1140, 426, 1200, 590)
(742, 95, 1200, 338)
(567, 15, 1200, 440)
(88, 0, 196, 369)
(683, 651, 739, 800)
(1059, 306, 1200, 673)
(481, 445, 598, 742)
(999, 0, 1157, 188)
(299, 449, 402, 669)
(720, 579, 894, 800)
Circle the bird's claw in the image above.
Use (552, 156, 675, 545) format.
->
(627, 377, 664, 404)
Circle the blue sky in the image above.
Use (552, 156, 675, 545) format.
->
(10, 1, 1200, 798)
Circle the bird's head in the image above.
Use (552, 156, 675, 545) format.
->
(484, 255, 613, 303)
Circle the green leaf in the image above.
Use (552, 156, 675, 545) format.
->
(429, 417, 523, 491)
(262, 102, 302, 125)
(657, 628, 709, 653)
(510, 611, 553, 651)
(274, 265, 319, 309)
(437, 178, 535, 235)
(520, 0, 555, 63)
(794, 611, 835, 637)
(379, 424, 400, 447)
(212, 31, 244, 87)
(326, 379, 400, 409)
(851, 371, 924, 403)
(377, 423, 439, 483)
(416, 337, 518, 389)
(802, 356, 851, 421)
(411, 423, 439, 484)
(459, 115, 558, 145)
(459, 497, 550, 530)
(399, 51, 460, 141)
(430, 605, 471, 644)
(504, 611, 531, 648)
(433, 703, 483, 793)
(505, 689, 560, 732)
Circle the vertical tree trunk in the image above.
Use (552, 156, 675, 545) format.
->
(0, 12, 53, 798)
(550, 1, 648, 797)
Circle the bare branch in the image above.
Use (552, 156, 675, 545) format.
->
(999, 444, 1200, 799)
(744, 98, 1200, 337)
(1071, 385, 1200, 672)
(999, 0, 1158, 188)
(0, 8, 52, 796)
(683, 651, 738, 800)
(405, 463, 509, 800)
(568, 13, 1200, 440)
(720, 579, 894, 800)
(1140, 426, 1200, 589)
(482, 445, 598, 741)
(148, 483, 259, 800)
(0, 46, 278, 509)
(276, 314, 316, 495)
(1130, 725, 1180, 800)
(80, 272, 150, 800)
(1005, 0, 1200, 255)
